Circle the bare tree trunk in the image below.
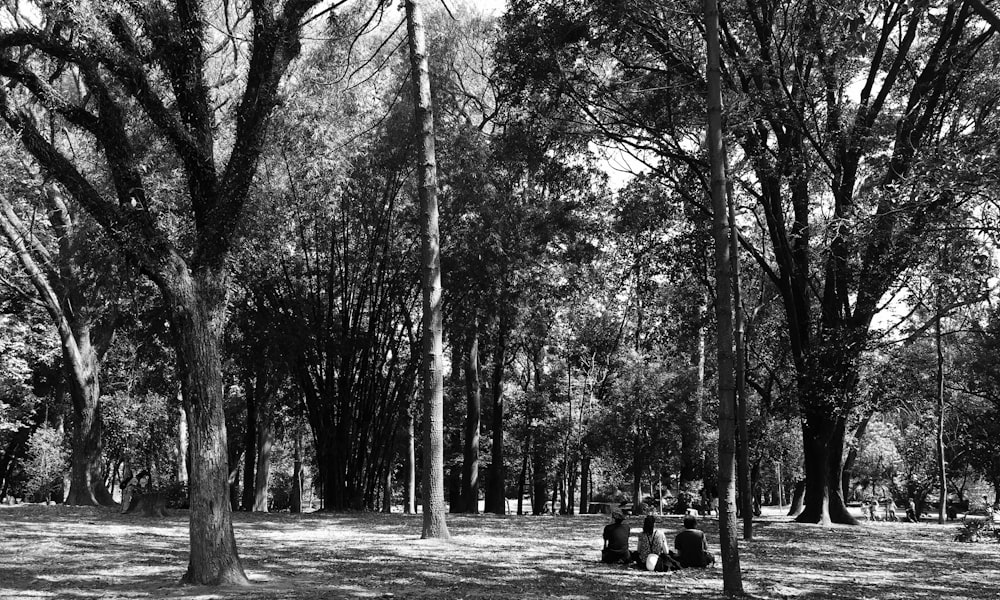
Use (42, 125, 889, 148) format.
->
(405, 402, 416, 515)
(462, 323, 480, 514)
(935, 307, 947, 524)
(406, 0, 449, 540)
(241, 391, 257, 510)
(178, 402, 189, 484)
(172, 272, 248, 585)
(486, 318, 507, 514)
(291, 421, 302, 513)
(726, 153, 752, 540)
(705, 0, 743, 591)
(253, 415, 273, 512)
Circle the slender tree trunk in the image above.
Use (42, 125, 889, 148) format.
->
(727, 158, 752, 538)
(517, 433, 529, 515)
(177, 402, 189, 484)
(462, 324, 480, 514)
(291, 422, 302, 514)
(580, 455, 590, 514)
(172, 271, 248, 585)
(405, 402, 416, 515)
(706, 0, 743, 590)
(681, 299, 707, 488)
(241, 391, 257, 510)
(406, 0, 449, 540)
(935, 309, 947, 524)
(253, 415, 273, 512)
(632, 446, 643, 510)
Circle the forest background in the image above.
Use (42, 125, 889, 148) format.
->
(1, 0, 1000, 591)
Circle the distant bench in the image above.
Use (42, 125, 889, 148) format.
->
(588, 502, 633, 515)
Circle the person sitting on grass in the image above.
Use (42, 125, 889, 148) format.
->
(669, 515, 716, 568)
(601, 510, 632, 565)
(636, 515, 678, 571)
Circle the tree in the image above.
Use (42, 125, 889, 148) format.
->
(406, 0, 450, 540)
(0, 180, 119, 506)
(0, 0, 323, 584)
(706, 0, 742, 591)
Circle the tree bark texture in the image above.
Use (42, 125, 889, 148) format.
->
(406, 0, 450, 540)
(241, 392, 257, 511)
(462, 325, 481, 514)
(935, 310, 947, 524)
(485, 318, 507, 515)
(253, 414, 273, 512)
(169, 270, 247, 585)
(405, 402, 416, 515)
(705, 0, 743, 592)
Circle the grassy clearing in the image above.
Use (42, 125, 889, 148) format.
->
(0, 505, 996, 599)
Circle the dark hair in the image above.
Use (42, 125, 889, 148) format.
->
(643, 515, 656, 536)
(684, 515, 698, 529)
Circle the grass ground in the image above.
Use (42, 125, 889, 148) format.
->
(0, 504, 997, 599)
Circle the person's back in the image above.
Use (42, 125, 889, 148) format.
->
(604, 521, 629, 552)
(601, 510, 631, 564)
(672, 515, 714, 568)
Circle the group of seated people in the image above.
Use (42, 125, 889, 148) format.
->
(601, 511, 715, 571)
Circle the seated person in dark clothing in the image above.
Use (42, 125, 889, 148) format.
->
(601, 510, 632, 564)
(670, 515, 715, 568)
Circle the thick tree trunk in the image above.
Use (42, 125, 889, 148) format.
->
(462, 326, 480, 514)
(64, 334, 115, 507)
(788, 479, 806, 516)
(407, 0, 449, 540)
(172, 271, 248, 586)
(253, 416, 273, 512)
(795, 408, 858, 525)
(705, 0, 743, 590)
(531, 444, 547, 515)
(241, 391, 257, 511)
(485, 319, 507, 514)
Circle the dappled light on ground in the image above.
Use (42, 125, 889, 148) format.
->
(0, 505, 996, 599)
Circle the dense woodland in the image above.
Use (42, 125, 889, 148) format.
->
(2, 0, 1000, 592)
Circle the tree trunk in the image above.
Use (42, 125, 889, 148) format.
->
(680, 299, 707, 488)
(795, 407, 858, 525)
(291, 422, 302, 514)
(580, 455, 590, 514)
(241, 391, 257, 511)
(64, 334, 115, 507)
(531, 443, 547, 515)
(788, 479, 806, 516)
(405, 402, 416, 515)
(935, 310, 947, 524)
(842, 411, 874, 500)
(632, 445, 643, 509)
(705, 0, 743, 590)
(517, 433, 529, 515)
(462, 324, 480, 514)
(253, 415, 273, 512)
(406, 0, 449, 540)
(485, 319, 507, 515)
(172, 272, 248, 585)
(177, 402, 189, 484)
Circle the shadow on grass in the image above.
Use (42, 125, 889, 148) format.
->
(0, 505, 996, 599)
